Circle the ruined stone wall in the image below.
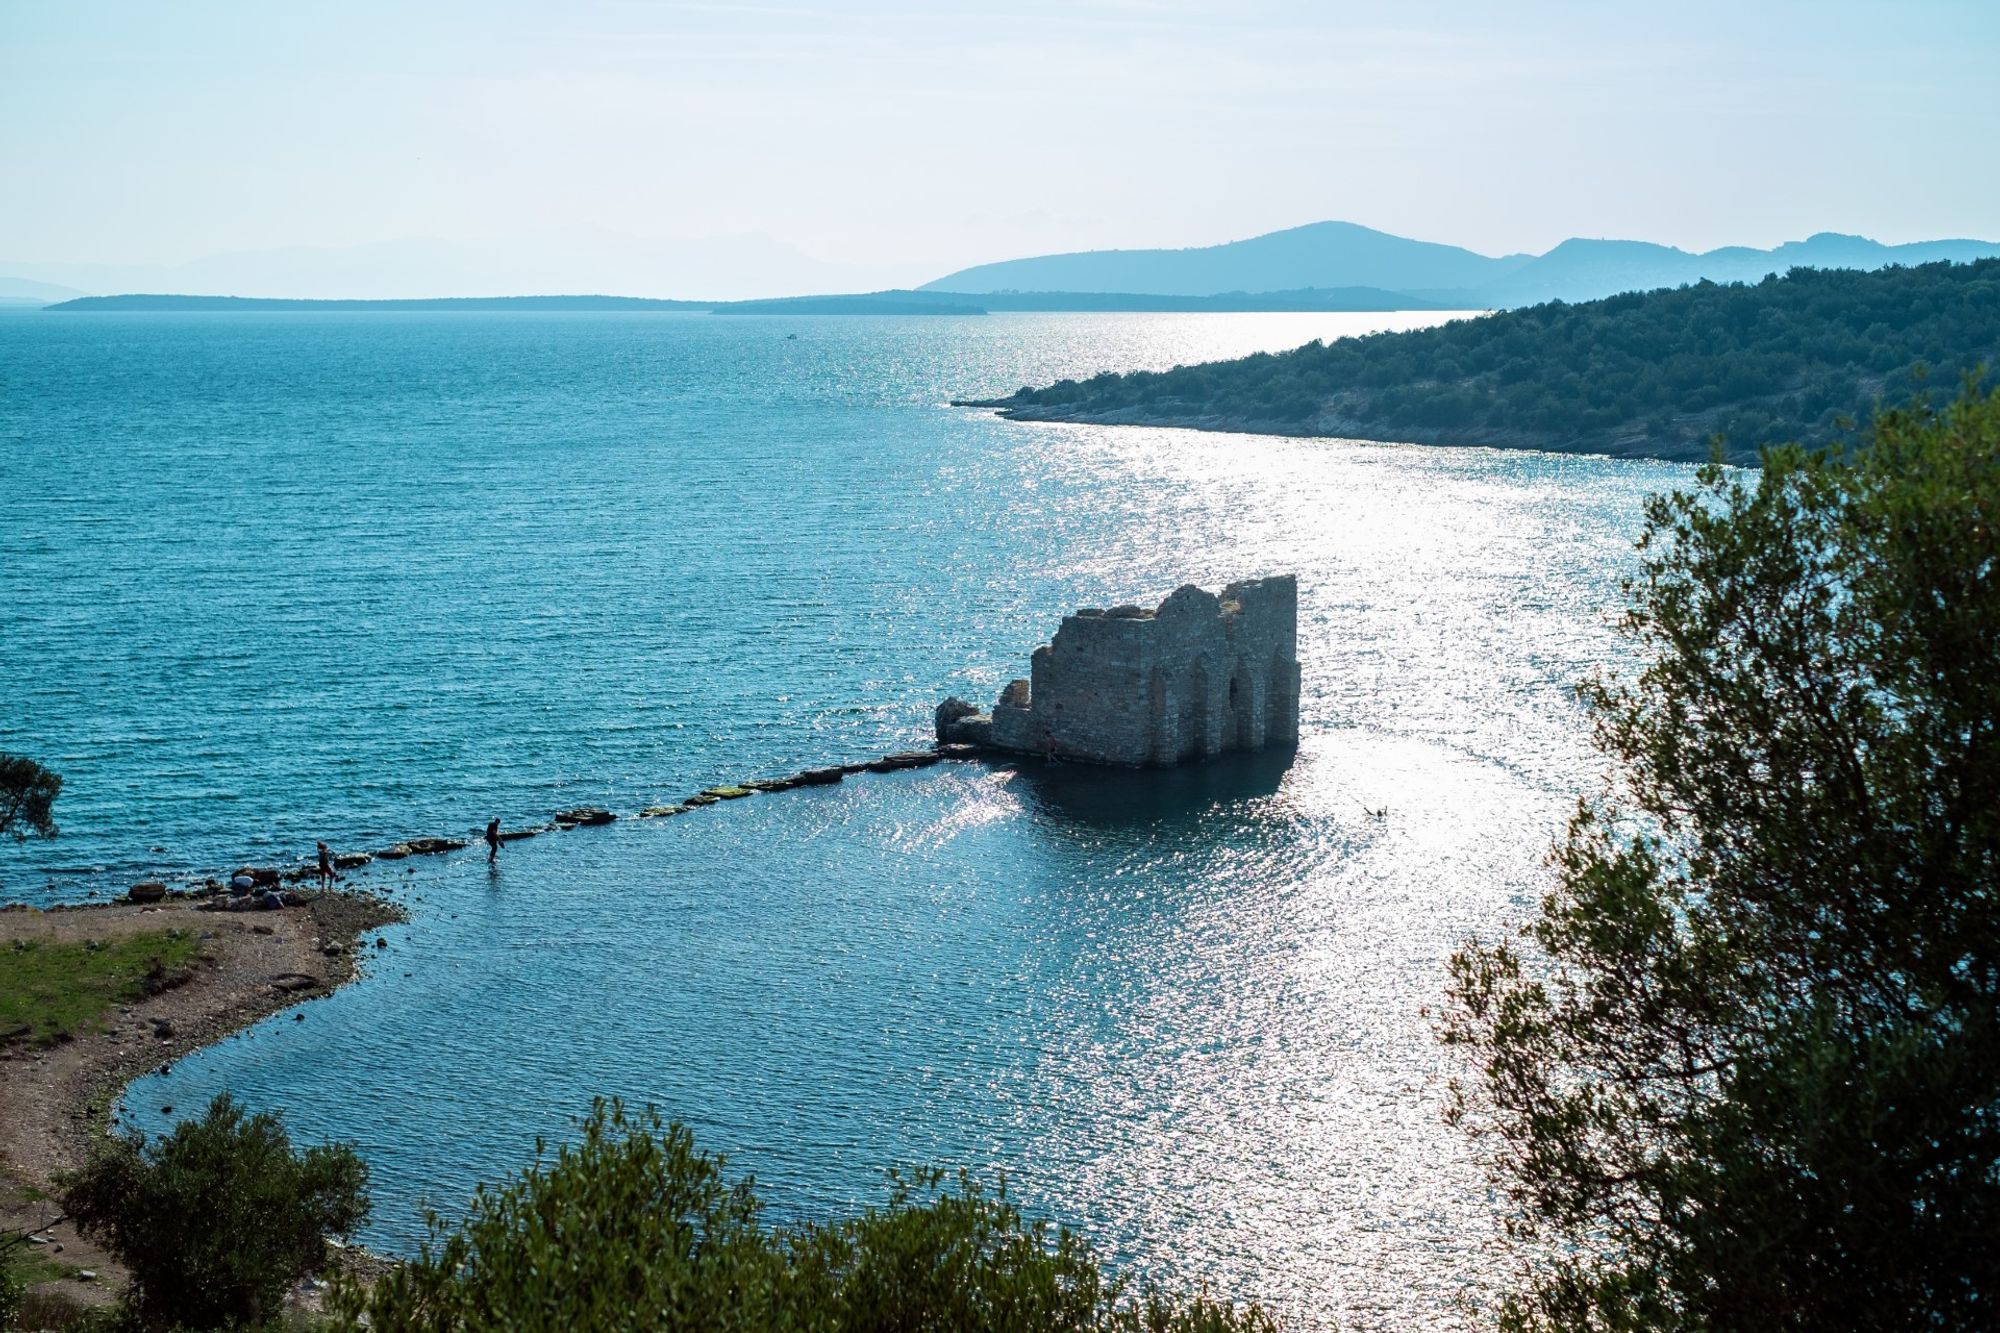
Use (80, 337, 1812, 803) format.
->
(976, 575, 1299, 767)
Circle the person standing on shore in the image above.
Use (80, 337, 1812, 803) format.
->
(485, 817, 502, 865)
(316, 840, 335, 889)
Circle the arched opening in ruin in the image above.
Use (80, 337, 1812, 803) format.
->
(1267, 650, 1296, 747)
(1148, 667, 1171, 765)
(1183, 661, 1211, 761)
(1228, 665, 1256, 751)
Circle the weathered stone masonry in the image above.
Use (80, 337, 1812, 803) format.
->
(936, 576, 1301, 767)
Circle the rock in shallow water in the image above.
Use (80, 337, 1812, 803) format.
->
(940, 714, 994, 746)
(934, 696, 979, 742)
(867, 751, 941, 773)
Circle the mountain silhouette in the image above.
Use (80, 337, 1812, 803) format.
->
(924, 224, 2000, 308)
(0, 275, 91, 304)
(922, 221, 1528, 298)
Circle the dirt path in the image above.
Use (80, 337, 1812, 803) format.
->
(0, 890, 401, 1310)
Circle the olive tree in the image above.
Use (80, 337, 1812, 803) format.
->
(0, 753, 61, 841)
(1443, 384, 2000, 1330)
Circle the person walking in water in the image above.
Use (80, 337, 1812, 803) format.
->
(316, 840, 335, 889)
(485, 817, 502, 864)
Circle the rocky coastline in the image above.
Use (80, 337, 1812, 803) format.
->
(952, 397, 1710, 463)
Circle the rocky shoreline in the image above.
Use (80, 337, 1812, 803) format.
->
(952, 398, 1712, 463)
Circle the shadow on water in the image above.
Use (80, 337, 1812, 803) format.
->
(999, 748, 1295, 830)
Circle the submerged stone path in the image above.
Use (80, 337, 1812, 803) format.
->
(115, 743, 989, 904)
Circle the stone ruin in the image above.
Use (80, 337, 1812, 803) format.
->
(935, 575, 1301, 767)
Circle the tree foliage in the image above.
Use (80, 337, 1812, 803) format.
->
(995, 261, 2000, 461)
(0, 753, 61, 841)
(1442, 383, 2000, 1329)
(58, 1094, 370, 1330)
(334, 1098, 1275, 1333)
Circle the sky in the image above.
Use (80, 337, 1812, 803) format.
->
(3, 0, 1997, 297)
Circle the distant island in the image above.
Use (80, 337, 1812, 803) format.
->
(45, 294, 716, 313)
(47, 287, 1446, 315)
(959, 260, 2000, 464)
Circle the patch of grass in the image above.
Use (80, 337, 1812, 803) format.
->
(5, 1243, 82, 1287)
(0, 929, 202, 1048)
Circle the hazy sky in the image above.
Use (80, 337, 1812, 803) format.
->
(4, 0, 1997, 288)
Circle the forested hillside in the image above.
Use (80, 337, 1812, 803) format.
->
(969, 260, 2000, 462)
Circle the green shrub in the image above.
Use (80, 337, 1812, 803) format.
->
(58, 1095, 369, 1330)
(784, 1167, 1274, 1333)
(334, 1099, 1277, 1332)
(340, 1100, 774, 1332)
(0, 1256, 20, 1331)
(13, 1286, 97, 1332)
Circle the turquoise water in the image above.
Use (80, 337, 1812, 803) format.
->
(2, 310, 1691, 1329)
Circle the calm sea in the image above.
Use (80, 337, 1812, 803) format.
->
(1, 309, 1692, 1329)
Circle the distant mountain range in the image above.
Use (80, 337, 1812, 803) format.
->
(0, 275, 90, 305)
(13, 221, 2000, 312)
(920, 221, 2000, 309)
